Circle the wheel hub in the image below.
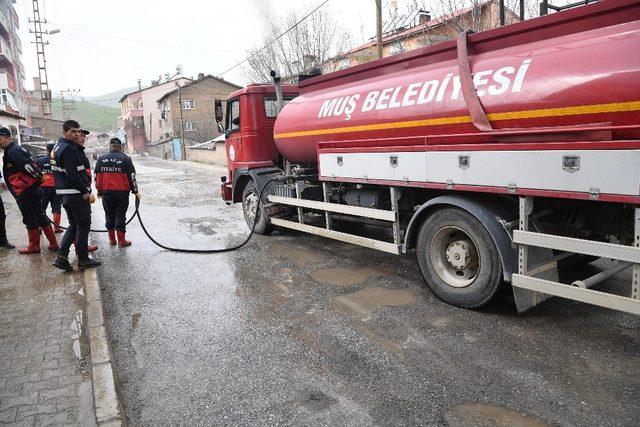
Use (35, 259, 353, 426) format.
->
(429, 227, 481, 288)
(244, 193, 258, 220)
(445, 240, 477, 270)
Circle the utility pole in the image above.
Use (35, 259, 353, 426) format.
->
(60, 89, 79, 120)
(29, 0, 53, 141)
(178, 83, 185, 160)
(375, 0, 383, 59)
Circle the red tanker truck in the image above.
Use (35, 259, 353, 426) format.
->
(216, 0, 640, 314)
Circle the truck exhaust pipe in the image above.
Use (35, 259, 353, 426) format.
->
(270, 70, 284, 113)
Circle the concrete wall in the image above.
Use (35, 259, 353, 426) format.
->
(185, 143, 226, 166)
(148, 142, 173, 160)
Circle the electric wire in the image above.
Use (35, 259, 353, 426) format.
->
(216, 0, 331, 77)
(47, 21, 240, 53)
(64, 30, 157, 74)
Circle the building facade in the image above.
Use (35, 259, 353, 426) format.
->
(118, 77, 191, 153)
(156, 75, 240, 148)
(324, 0, 518, 71)
(0, 0, 28, 129)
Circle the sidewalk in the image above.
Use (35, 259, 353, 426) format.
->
(0, 194, 115, 426)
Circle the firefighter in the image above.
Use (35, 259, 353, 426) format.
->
(77, 129, 98, 252)
(35, 143, 63, 232)
(0, 171, 15, 249)
(51, 120, 100, 271)
(95, 137, 140, 246)
(0, 127, 59, 254)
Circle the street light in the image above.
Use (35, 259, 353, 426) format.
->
(48, 29, 60, 35)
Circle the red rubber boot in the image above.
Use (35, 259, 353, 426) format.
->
(117, 231, 131, 247)
(108, 229, 117, 246)
(52, 213, 63, 233)
(72, 240, 98, 252)
(41, 224, 60, 251)
(18, 228, 41, 254)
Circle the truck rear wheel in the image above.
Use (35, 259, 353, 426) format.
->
(242, 181, 273, 235)
(416, 208, 502, 308)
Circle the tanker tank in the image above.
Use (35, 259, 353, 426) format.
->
(273, 12, 640, 164)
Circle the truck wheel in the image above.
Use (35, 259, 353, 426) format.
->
(242, 181, 274, 235)
(416, 208, 502, 308)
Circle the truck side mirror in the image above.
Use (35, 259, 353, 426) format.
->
(214, 99, 224, 131)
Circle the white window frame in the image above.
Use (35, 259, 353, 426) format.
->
(183, 121, 196, 131)
(182, 99, 195, 110)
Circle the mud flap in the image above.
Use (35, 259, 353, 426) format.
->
(512, 245, 557, 313)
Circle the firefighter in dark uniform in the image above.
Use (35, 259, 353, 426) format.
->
(51, 120, 101, 271)
(0, 169, 15, 249)
(77, 129, 98, 253)
(0, 127, 59, 254)
(95, 137, 140, 246)
(35, 143, 63, 233)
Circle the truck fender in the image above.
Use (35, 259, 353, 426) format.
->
(403, 194, 518, 282)
(232, 167, 283, 203)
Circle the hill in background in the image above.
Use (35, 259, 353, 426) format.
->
(50, 98, 121, 133)
(82, 86, 141, 108)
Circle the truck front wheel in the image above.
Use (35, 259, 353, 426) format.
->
(242, 181, 274, 235)
(416, 208, 502, 308)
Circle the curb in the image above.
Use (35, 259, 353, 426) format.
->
(84, 268, 126, 426)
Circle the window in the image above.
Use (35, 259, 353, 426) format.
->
(183, 121, 196, 131)
(182, 99, 195, 109)
(227, 98, 240, 132)
(0, 89, 7, 104)
(264, 96, 295, 118)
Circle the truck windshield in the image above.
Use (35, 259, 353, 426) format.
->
(264, 96, 294, 118)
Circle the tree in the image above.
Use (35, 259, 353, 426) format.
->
(414, 0, 541, 48)
(242, 8, 351, 83)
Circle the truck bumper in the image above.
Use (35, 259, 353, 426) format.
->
(221, 181, 233, 202)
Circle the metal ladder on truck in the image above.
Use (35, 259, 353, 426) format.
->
(512, 197, 640, 315)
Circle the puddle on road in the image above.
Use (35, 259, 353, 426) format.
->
(132, 312, 141, 329)
(333, 287, 416, 317)
(272, 242, 328, 267)
(310, 267, 388, 287)
(445, 403, 550, 427)
(179, 217, 227, 235)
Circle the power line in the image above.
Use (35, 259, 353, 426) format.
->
(48, 21, 240, 53)
(216, 0, 331, 77)
(64, 30, 157, 74)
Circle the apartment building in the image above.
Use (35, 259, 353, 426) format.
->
(0, 0, 28, 128)
(119, 77, 191, 153)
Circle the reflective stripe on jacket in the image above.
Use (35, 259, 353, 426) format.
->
(94, 151, 138, 194)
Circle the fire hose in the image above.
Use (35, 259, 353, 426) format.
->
(48, 177, 279, 254)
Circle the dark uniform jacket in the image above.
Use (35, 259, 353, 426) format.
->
(94, 151, 138, 195)
(51, 138, 92, 196)
(35, 154, 55, 188)
(2, 142, 43, 199)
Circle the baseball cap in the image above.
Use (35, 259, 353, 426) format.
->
(0, 127, 11, 137)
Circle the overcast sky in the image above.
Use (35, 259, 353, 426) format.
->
(15, 0, 388, 97)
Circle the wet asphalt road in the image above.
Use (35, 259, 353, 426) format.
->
(94, 156, 639, 426)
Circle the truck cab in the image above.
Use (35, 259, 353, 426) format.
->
(218, 83, 299, 202)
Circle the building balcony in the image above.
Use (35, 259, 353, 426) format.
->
(0, 37, 14, 66)
(0, 70, 17, 92)
(0, 9, 9, 40)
